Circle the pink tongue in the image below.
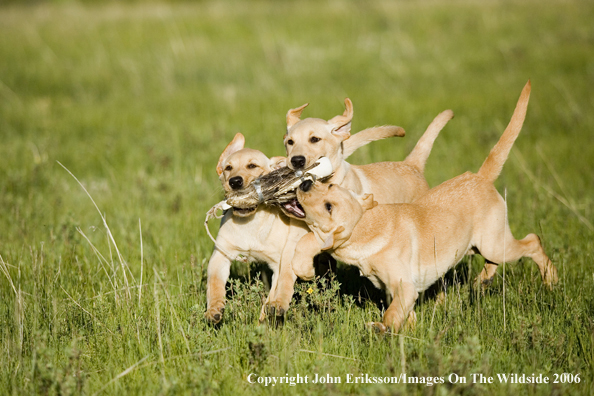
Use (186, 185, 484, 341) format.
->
(293, 205, 304, 217)
(283, 201, 305, 218)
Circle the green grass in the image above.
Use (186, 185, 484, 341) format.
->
(1, 0, 593, 394)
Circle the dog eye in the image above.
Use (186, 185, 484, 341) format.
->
(325, 202, 332, 213)
(310, 136, 321, 143)
(287, 139, 294, 146)
(247, 164, 258, 169)
(225, 165, 232, 171)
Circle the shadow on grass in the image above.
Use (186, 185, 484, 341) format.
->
(224, 254, 496, 321)
(225, 254, 388, 314)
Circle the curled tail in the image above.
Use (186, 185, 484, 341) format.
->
(342, 125, 405, 159)
(478, 81, 531, 183)
(404, 109, 454, 172)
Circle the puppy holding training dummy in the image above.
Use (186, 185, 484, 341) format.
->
(281, 98, 453, 219)
(292, 82, 558, 333)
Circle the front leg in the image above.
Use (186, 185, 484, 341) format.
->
(259, 270, 281, 322)
(262, 242, 299, 320)
(205, 250, 231, 324)
(291, 232, 322, 281)
(369, 280, 418, 334)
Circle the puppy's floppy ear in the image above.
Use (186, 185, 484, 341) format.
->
(357, 193, 378, 211)
(216, 133, 245, 176)
(287, 103, 309, 129)
(328, 98, 353, 141)
(269, 156, 287, 170)
(321, 226, 345, 250)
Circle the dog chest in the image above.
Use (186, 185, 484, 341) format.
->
(217, 209, 293, 262)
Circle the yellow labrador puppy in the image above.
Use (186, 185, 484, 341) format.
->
(292, 82, 558, 333)
(206, 126, 406, 324)
(281, 98, 453, 220)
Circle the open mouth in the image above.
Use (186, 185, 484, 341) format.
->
(232, 206, 257, 216)
(281, 198, 305, 218)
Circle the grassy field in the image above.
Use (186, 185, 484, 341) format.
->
(1, 0, 593, 394)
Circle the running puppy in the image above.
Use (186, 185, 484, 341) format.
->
(281, 98, 452, 219)
(293, 82, 558, 332)
(205, 132, 307, 324)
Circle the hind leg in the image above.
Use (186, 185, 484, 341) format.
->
(466, 247, 498, 288)
(478, 229, 558, 288)
(521, 233, 558, 287)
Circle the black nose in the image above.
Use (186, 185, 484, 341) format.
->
(291, 156, 306, 169)
(300, 179, 313, 192)
(229, 176, 243, 190)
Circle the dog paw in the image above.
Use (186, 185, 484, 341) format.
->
(260, 302, 286, 327)
(481, 275, 494, 287)
(435, 291, 447, 305)
(258, 311, 267, 324)
(366, 322, 387, 334)
(264, 302, 287, 317)
(205, 306, 225, 324)
(474, 274, 494, 290)
(405, 311, 417, 329)
(543, 265, 559, 289)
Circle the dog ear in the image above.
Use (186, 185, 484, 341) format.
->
(328, 98, 353, 141)
(321, 226, 345, 250)
(269, 156, 287, 170)
(216, 133, 245, 175)
(358, 193, 378, 211)
(287, 103, 309, 129)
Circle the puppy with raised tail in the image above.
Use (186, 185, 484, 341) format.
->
(293, 82, 558, 333)
(206, 126, 406, 324)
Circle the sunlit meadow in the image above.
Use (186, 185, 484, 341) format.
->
(1, 0, 593, 394)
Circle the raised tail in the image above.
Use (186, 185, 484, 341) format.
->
(478, 81, 531, 183)
(404, 109, 454, 172)
(342, 125, 405, 159)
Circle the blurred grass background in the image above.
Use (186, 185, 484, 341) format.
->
(1, 0, 593, 394)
